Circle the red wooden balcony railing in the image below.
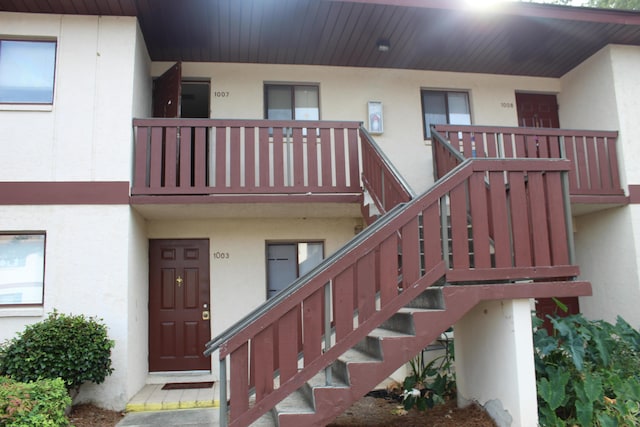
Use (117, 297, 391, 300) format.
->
(432, 124, 624, 199)
(132, 119, 362, 201)
(205, 157, 577, 427)
(360, 127, 414, 214)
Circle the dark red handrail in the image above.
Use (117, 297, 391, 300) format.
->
(206, 157, 576, 427)
(132, 119, 361, 197)
(360, 126, 414, 214)
(433, 124, 623, 197)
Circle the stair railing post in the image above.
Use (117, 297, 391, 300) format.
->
(380, 170, 386, 211)
(440, 195, 450, 270)
(559, 138, 576, 265)
(219, 357, 228, 427)
(324, 281, 333, 386)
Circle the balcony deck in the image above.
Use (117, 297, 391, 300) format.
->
(432, 124, 629, 212)
(130, 120, 628, 219)
(131, 119, 363, 205)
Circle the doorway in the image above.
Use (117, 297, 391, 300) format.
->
(515, 93, 559, 128)
(152, 62, 210, 118)
(148, 239, 211, 372)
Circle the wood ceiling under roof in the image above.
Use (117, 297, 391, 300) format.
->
(3, 0, 640, 77)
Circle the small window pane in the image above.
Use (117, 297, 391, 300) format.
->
(447, 92, 471, 125)
(266, 244, 298, 298)
(0, 234, 45, 305)
(265, 84, 320, 121)
(423, 91, 447, 138)
(298, 242, 323, 276)
(294, 86, 319, 121)
(0, 40, 56, 104)
(266, 86, 292, 120)
(422, 90, 471, 138)
(266, 241, 324, 299)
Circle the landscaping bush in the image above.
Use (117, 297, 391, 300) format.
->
(401, 335, 456, 411)
(0, 311, 114, 392)
(0, 376, 70, 426)
(534, 313, 640, 426)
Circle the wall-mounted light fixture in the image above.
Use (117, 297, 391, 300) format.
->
(376, 39, 390, 52)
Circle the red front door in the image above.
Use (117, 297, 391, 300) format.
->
(149, 239, 211, 372)
(515, 93, 560, 128)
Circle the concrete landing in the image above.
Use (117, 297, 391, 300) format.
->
(125, 383, 218, 412)
(116, 408, 218, 427)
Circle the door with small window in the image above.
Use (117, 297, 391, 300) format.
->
(266, 242, 323, 298)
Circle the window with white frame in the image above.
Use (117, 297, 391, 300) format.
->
(0, 40, 57, 104)
(0, 233, 46, 305)
(421, 90, 471, 138)
(265, 84, 319, 121)
(266, 242, 324, 299)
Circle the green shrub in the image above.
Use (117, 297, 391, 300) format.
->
(0, 311, 114, 392)
(401, 335, 456, 411)
(0, 376, 70, 426)
(534, 313, 640, 426)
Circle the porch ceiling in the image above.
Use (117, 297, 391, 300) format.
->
(3, 0, 640, 77)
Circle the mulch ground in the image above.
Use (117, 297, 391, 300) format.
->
(329, 396, 497, 427)
(68, 396, 496, 426)
(68, 404, 125, 427)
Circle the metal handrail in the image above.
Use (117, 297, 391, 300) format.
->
(360, 126, 416, 198)
(204, 200, 409, 355)
(211, 156, 576, 426)
(430, 126, 465, 163)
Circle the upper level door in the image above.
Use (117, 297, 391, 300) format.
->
(153, 63, 181, 118)
(153, 62, 210, 118)
(515, 93, 559, 128)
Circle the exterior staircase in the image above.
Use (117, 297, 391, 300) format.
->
(265, 287, 447, 426)
(205, 134, 590, 427)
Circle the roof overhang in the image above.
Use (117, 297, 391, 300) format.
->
(3, 0, 640, 77)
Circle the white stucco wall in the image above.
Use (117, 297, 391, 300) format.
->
(609, 45, 640, 187)
(0, 205, 135, 409)
(574, 207, 640, 326)
(558, 46, 619, 132)
(151, 61, 559, 193)
(559, 45, 640, 327)
(455, 299, 538, 427)
(0, 12, 140, 183)
(146, 216, 360, 339)
(131, 23, 152, 120)
(123, 32, 153, 401)
(125, 210, 149, 405)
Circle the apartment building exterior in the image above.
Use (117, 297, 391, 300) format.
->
(1, 1, 640, 425)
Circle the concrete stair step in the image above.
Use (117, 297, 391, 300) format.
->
(404, 287, 445, 310)
(250, 410, 277, 427)
(275, 389, 314, 415)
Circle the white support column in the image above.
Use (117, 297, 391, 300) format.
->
(454, 299, 537, 427)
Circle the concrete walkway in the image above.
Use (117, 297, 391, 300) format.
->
(116, 407, 219, 427)
(117, 383, 220, 427)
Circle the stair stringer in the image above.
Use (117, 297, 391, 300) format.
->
(276, 280, 593, 427)
(276, 286, 486, 427)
